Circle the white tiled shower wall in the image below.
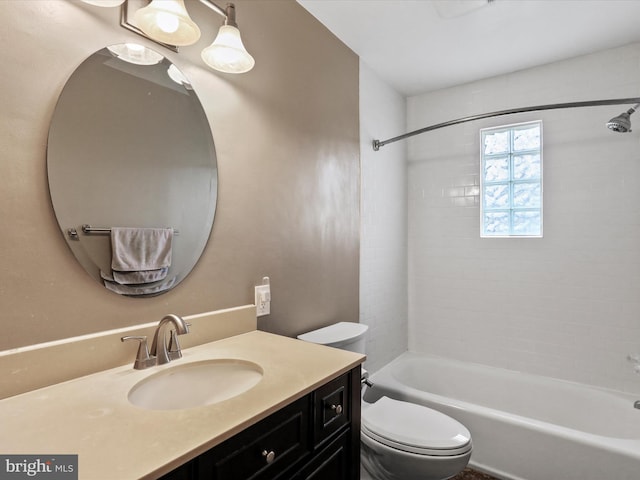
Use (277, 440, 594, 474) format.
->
(360, 62, 408, 373)
(407, 43, 640, 393)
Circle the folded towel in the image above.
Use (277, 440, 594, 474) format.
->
(101, 268, 169, 285)
(111, 227, 173, 272)
(103, 276, 177, 296)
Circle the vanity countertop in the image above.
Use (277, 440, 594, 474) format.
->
(0, 331, 364, 479)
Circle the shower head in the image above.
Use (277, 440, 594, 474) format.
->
(606, 104, 640, 132)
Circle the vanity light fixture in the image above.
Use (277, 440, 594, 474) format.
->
(83, 0, 254, 73)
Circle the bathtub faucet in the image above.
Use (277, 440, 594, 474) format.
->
(634, 400, 640, 410)
(361, 368, 374, 388)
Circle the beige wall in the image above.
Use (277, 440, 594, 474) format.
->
(0, 0, 360, 350)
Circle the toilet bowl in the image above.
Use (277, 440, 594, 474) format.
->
(297, 322, 472, 480)
(361, 396, 471, 480)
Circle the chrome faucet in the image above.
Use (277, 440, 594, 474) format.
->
(121, 314, 190, 369)
(150, 314, 190, 365)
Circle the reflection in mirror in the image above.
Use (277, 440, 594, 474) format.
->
(47, 44, 218, 296)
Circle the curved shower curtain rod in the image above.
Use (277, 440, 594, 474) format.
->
(372, 97, 640, 151)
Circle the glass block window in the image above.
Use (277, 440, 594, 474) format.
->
(480, 121, 542, 237)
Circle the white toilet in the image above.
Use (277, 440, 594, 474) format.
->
(298, 322, 472, 480)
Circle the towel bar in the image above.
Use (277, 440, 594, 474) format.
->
(67, 224, 179, 240)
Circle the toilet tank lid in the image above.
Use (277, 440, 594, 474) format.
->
(297, 322, 368, 345)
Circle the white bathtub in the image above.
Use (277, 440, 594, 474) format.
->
(363, 352, 640, 480)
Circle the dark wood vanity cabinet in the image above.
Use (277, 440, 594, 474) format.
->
(159, 366, 361, 480)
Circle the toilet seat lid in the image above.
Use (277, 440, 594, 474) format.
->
(362, 396, 471, 455)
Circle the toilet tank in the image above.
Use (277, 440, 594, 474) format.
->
(297, 322, 368, 354)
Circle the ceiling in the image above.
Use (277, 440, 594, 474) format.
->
(297, 0, 640, 97)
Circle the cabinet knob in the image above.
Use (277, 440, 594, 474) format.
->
(331, 404, 343, 414)
(262, 450, 276, 464)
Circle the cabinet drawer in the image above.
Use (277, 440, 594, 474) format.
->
(313, 372, 351, 447)
(199, 396, 311, 480)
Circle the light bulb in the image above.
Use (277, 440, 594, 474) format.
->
(156, 12, 180, 34)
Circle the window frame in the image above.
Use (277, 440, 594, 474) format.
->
(479, 120, 543, 238)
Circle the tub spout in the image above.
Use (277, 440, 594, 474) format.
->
(361, 368, 374, 388)
(634, 400, 640, 409)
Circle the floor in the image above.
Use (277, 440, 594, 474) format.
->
(361, 465, 499, 480)
(451, 468, 500, 480)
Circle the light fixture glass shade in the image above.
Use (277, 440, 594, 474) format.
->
(133, 0, 201, 46)
(201, 25, 255, 74)
(81, 0, 126, 6)
(107, 43, 164, 65)
(167, 64, 192, 87)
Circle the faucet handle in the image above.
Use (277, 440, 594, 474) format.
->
(167, 322, 191, 360)
(121, 335, 155, 370)
(167, 330, 183, 361)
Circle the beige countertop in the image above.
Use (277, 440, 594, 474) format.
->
(0, 331, 364, 480)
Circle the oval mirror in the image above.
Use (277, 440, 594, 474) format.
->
(47, 44, 217, 296)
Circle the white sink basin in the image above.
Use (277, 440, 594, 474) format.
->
(128, 359, 263, 410)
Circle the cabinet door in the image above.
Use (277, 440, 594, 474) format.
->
(313, 373, 351, 448)
(290, 430, 350, 480)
